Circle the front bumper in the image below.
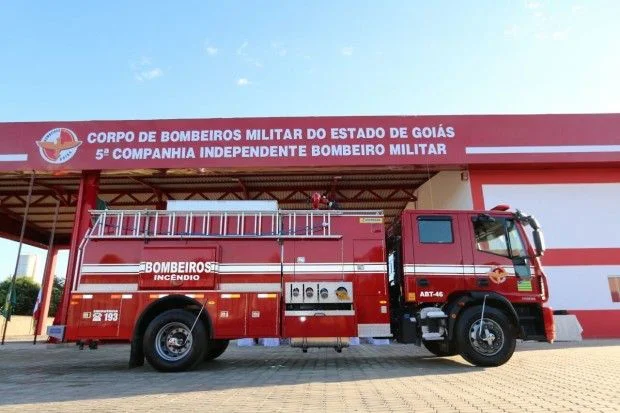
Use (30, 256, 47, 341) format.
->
(542, 305, 556, 343)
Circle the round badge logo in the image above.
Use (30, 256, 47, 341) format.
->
(36, 128, 82, 164)
(487, 266, 508, 284)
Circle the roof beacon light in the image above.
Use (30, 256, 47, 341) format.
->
(491, 204, 510, 212)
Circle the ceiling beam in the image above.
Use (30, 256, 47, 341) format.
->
(236, 179, 249, 200)
(0, 183, 424, 198)
(129, 177, 170, 202)
(19, 177, 71, 206)
(0, 210, 53, 247)
(2, 195, 414, 208)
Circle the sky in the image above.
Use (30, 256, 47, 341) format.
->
(0, 244, 69, 284)
(1, 0, 619, 124)
(0, 1, 618, 282)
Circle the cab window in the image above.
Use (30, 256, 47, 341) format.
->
(473, 218, 526, 258)
(418, 217, 453, 244)
(506, 220, 527, 257)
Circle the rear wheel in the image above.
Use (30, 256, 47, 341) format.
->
(204, 339, 229, 361)
(143, 309, 206, 372)
(423, 340, 458, 357)
(456, 305, 516, 367)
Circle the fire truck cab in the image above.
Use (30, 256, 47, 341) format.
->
(53, 201, 554, 372)
(388, 206, 554, 367)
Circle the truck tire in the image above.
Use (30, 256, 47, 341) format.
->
(456, 305, 516, 367)
(423, 340, 458, 357)
(143, 309, 207, 372)
(204, 339, 229, 361)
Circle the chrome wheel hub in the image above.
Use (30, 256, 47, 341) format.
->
(469, 318, 504, 356)
(155, 322, 192, 362)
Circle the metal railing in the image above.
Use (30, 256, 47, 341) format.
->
(88, 209, 384, 240)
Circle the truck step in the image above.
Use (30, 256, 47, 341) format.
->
(421, 332, 444, 341)
(420, 308, 448, 319)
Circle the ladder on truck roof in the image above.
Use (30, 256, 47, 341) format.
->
(87, 209, 384, 240)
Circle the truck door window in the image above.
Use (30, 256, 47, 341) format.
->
(473, 217, 532, 278)
(473, 218, 510, 257)
(417, 217, 453, 244)
(506, 220, 527, 258)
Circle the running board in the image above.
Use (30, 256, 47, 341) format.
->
(421, 332, 444, 341)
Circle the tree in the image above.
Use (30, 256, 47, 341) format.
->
(0, 277, 40, 316)
(48, 277, 64, 317)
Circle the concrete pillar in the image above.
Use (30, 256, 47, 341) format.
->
(36, 245, 63, 335)
(53, 171, 100, 329)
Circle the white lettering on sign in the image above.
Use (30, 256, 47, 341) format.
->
(92, 309, 119, 322)
(113, 147, 196, 160)
(389, 143, 447, 156)
(141, 261, 213, 282)
(87, 131, 135, 144)
(411, 125, 455, 138)
(329, 127, 386, 140)
(141, 261, 214, 273)
(161, 129, 242, 142)
(153, 274, 200, 281)
(85, 125, 456, 163)
(419, 291, 445, 298)
(311, 144, 385, 157)
(200, 145, 307, 159)
(246, 129, 303, 140)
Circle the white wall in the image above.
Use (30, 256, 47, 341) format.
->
(482, 183, 620, 249)
(408, 171, 473, 210)
(482, 182, 620, 311)
(545, 266, 620, 310)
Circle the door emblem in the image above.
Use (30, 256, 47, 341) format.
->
(487, 266, 508, 284)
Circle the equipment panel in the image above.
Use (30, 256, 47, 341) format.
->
(285, 282, 353, 304)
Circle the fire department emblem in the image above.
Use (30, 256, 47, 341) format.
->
(487, 266, 508, 284)
(36, 128, 82, 164)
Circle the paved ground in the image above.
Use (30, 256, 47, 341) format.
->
(0, 340, 618, 413)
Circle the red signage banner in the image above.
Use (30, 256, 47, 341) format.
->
(139, 246, 217, 290)
(1, 114, 619, 172)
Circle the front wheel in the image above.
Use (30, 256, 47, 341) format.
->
(456, 305, 516, 367)
(204, 339, 229, 361)
(423, 340, 458, 357)
(143, 309, 207, 372)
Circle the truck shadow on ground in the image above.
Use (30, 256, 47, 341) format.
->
(515, 339, 618, 352)
(0, 344, 482, 406)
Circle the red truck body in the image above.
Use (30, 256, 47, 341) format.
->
(55, 205, 554, 371)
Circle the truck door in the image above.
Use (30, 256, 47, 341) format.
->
(467, 214, 538, 298)
(410, 214, 465, 303)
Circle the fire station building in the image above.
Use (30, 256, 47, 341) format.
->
(0, 113, 618, 338)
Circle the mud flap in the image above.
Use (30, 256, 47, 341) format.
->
(399, 314, 419, 344)
(129, 340, 144, 368)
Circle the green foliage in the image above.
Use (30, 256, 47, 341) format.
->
(49, 277, 64, 317)
(0, 277, 40, 316)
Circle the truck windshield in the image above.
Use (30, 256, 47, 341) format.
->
(473, 218, 527, 258)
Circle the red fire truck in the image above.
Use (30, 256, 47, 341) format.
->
(51, 201, 554, 372)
